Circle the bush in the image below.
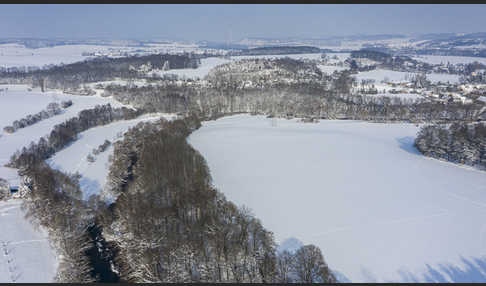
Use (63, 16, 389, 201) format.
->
(61, 100, 73, 108)
(3, 126, 15, 133)
(86, 154, 95, 163)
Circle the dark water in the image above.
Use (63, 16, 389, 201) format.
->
(86, 223, 120, 282)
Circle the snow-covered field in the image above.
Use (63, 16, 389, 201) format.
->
(155, 57, 230, 80)
(355, 69, 460, 84)
(412, 55, 486, 65)
(188, 114, 486, 283)
(47, 113, 177, 201)
(318, 64, 348, 74)
(366, 93, 423, 101)
(0, 200, 57, 282)
(0, 44, 122, 68)
(0, 85, 126, 186)
(427, 72, 461, 84)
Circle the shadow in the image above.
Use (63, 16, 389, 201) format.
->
(396, 136, 421, 156)
(79, 177, 102, 201)
(397, 256, 486, 283)
(332, 269, 352, 283)
(360, 266, 378, 282)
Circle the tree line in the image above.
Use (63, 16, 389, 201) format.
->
(415, 122, 486, 169)
(103, 77, 485, 123)
(3, 100, 72, 134)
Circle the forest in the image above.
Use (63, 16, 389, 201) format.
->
(103, 76, 485, 123)
(415, 122, 486, 169)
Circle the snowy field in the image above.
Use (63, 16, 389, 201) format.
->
(318, 65, 348, 74)
(366, 93, 423, 101)
(155, 57, 230, 80)
(0, 200, 57, 282)
(355, 69, 460, 84)
(0, 44, 123, 68)
(47, 113, 177, 201)
(0, 85, 126, 185)
(412, 55, 486, 65)
(188, 114, 486, 283)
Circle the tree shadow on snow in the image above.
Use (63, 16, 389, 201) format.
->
(396, 136, 421, 156)
(397, 256, 486, 283)
(79, 177, 102, 201)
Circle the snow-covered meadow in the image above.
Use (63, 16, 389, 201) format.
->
(0, 200, 57, 282)
(0, 85, 126, 185)
(0, 44, 122, 68)
(154, 57, 230, 80)
(412, 55, 486, 66)
(47, 113, 177, 201)
(188, 114, 486, 283)
(354, 69, 460, 84)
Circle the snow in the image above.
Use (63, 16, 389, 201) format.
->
(318, 65, 347, 74)
(355, 69, 460, 84)
(47, 113, 177, 201)
(427, 73, 460, 84)
(412, 55, 486, 66)
(366, 93, 423, 101)
(0, 199, 57, 282)
(0, 85, 126, 186)
(0, 44, 122, 68)
(234, 53, 322, 61)
(355, 69, 411, 83)
(277, 237, 303, 254)
(154, 53, 350, 80)
(188, 114, 486, 283)
(154, 57, 230, 80)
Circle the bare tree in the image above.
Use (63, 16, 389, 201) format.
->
(292, 244, 336, 283)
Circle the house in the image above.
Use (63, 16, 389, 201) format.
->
(9, 185, 19, 194)
(0, 176, 27, 199)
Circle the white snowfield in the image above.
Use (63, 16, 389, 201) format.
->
(0, 85, 126, 185)
(47, 113, 177, 201)
(412, 55, 486, 66)
(154, 57, 230, 80)
(0, 200, 57, 283)
(354, 69, 460, 84)
(318, 65, 348, 75)
(188, 114, 486, 283)
(366, 93, 423, 101)
(0, 44, 124, 68)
